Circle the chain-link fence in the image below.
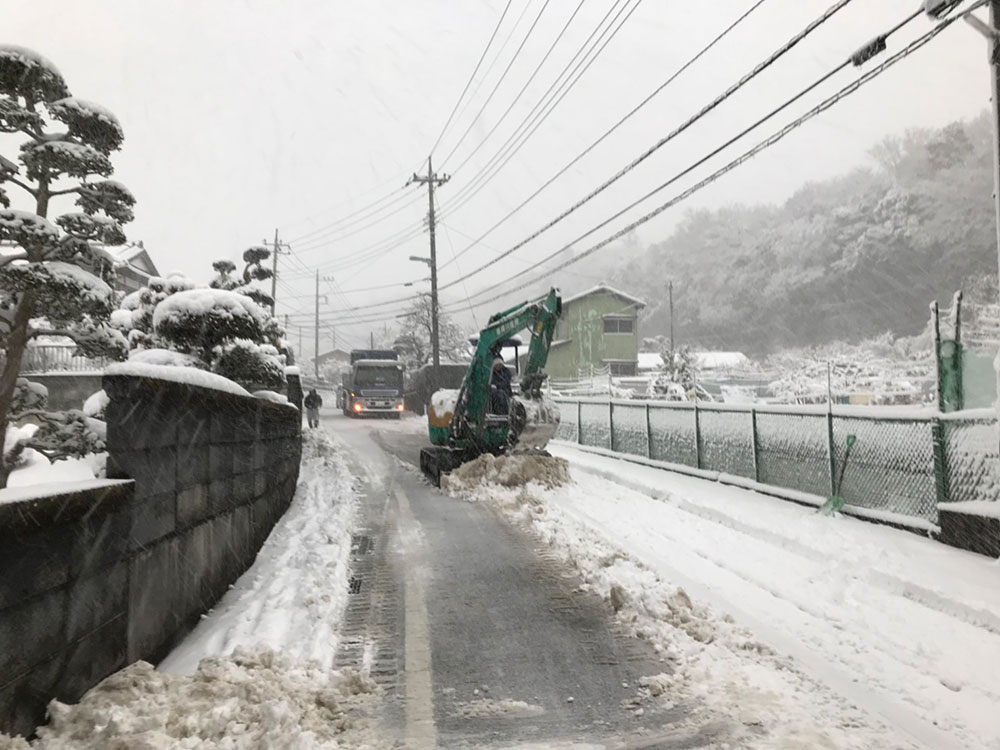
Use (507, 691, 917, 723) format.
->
(554, 398, 1000, 528)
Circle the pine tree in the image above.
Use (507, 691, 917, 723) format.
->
(209, 245, 274, 309)
(0, 46, 133, 487)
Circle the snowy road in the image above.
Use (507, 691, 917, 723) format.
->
(332, 411, 715, 749)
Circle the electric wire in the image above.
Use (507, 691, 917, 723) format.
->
(439, 0, 642, 220)
(436, 0, 768, 271)
(429, 0, 515, 157)
(438, 0, 860, 292)
(443, 6, 969, 314)
(442, 0, 587, 178)
(438, 0, 553, 170)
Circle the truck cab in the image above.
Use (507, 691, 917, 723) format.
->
(341, 350, 405, 417)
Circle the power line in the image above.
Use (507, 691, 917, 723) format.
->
(285, 186, 411, 245)
(437, 0, 768, 272)
(429, 0, 515, 157)
(443, 0, 588, 178)
(438, 0, 553, 170)
(291, 191, 424, 255)
(443, 7, 962, 314)
(438, 0, 859, 292)
(439, 0, 643, 220)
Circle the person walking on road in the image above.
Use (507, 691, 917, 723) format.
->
(304, 388, 323, 428)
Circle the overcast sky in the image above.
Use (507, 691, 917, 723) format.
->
(3, 0, 993, 353)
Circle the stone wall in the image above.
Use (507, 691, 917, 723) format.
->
(25, 373, 103, 411)
(0, 374, 301, 737)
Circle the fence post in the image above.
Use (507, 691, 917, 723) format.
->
(609, 400, 616, 452)
(931, 417, 950, 507)
(645, 402, 652, 459)
(751, 408, 760, 483)
(694, 400, 702, 470)
(826, 411, 837, 497)
(576, 400, 582, 445)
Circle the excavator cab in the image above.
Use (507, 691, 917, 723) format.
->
(421, 289, 562, 485)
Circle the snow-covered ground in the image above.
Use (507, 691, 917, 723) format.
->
(160, 429, 358, 673)
(2, 429, 391, 749)
(444, 442, 1000, 750)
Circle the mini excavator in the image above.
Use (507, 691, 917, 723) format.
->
(419, 288, 562, 485)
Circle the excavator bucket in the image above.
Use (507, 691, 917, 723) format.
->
(509, 394, 561, 451)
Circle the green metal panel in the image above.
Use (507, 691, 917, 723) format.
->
(547, 290, 640, 379)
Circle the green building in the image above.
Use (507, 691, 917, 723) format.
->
(546, 285, 646, 379)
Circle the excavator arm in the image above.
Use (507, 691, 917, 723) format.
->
(453, 288, 561, 435)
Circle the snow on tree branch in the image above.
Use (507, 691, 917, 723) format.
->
(0, 98, 43, 134)
(47, 97, 123, 153)
(57, 211, 125, 245)
(0, 45, 68, 104)
(20, 139, 113, 181)
(0, 209, 60, 251)
(74, 179, 135, 223)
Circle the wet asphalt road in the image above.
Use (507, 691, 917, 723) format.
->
(325, 411, 726, 750)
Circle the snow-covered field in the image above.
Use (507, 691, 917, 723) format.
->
(1, 429, 391, 749)
(443, 443, 1000, 750)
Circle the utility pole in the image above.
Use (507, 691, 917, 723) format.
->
(314, 270, 320, 379)
(263, 228, 291, 317)
(668, 281, 675, 352)
(408, 156, 450, 375)
(370, 331, 374, 349)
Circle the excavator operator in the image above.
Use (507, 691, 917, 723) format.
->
(489, 354, 512, 415)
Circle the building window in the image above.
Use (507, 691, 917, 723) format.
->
(607, 361, 636, 377)
(603, 316, 633, 334)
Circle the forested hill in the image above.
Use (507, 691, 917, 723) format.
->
(614, 112, 997, 355)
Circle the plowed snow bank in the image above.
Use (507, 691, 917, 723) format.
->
(1, 649, 388, 750)
(443, 452, 570, 491)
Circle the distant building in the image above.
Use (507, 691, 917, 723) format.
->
(110, 242, 160, 295)
(546, 284, 646, 379)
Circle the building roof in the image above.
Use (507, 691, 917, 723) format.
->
(562, 283, 646, 309)
(110, 243, 159, 277)
(637, 351, 663, 370)
(694, 351, 749, 369)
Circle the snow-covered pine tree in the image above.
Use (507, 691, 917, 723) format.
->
(0, 46, 133, 486)
(209, 245, 274, 310)
(151, 288, 285, 388)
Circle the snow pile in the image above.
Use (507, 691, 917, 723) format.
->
(540, 444, 1000, 750)
(253, 390, 289, 405)
(105, 361, 249, 397)
(442, 452, 570, 492)
(160, 429, 356, 673)
(442, 453, 969, 749)
(81, 390, 108, 419)
(429, 388, 458, 416)
(3, 649, 388, 750)
(127, 348, 199, 367)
